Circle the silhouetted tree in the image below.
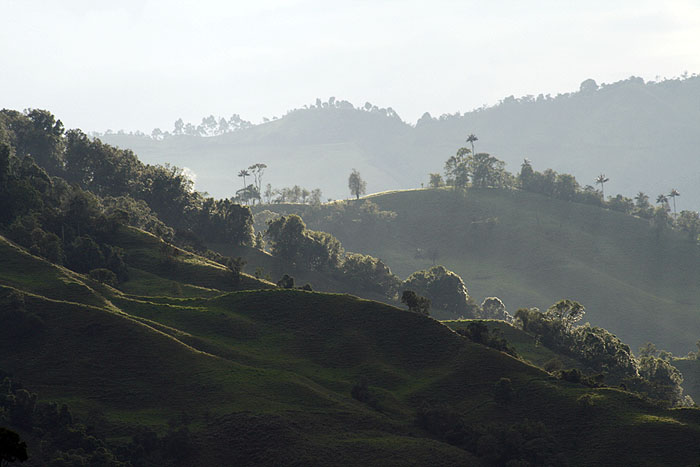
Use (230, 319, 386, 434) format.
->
(546, 299, 585, 330)
(444, 147, 470, 189)
(277, 274, 295, 288)
(348, 169, 366, 199)
(0, 427, 28, 465)
(634, 191, 653, 218)
(237, 169, 250, 193)
(595, 173, 609, 200)
(518, 158, 534, 189)
(469, 152, 507, 188)
(403, 266, 476, 317)
(401, 290, 431, 315)
(429, 173, 444, 188)
(248, 163, 267, 202)
(481, 297, 510, 320)
(656, 194, 670, 211)
(466, 133, 478, 155)
(225, 256, 246, 284)
(668, 188, 680, 216)
(266, 215, 343, 270)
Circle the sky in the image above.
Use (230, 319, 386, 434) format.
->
(2, 0, 700, 133)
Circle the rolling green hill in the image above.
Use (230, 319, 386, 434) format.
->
(254, 187, 700, 354)
(3, 228, 700, 465)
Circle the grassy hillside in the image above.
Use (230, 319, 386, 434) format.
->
(256, 188, 700, 354)
(3, 228, 700, 465)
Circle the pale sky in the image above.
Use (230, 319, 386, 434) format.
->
(2, 0, 700, 132)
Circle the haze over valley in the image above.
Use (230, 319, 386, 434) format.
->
(2, 2, 700, 465)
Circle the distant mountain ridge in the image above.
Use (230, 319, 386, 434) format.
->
(101, 75, 700, 210)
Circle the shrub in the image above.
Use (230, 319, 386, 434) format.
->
(493, 378, 514, 406)
(401, 290, 431, 315)
(277, 274, 295, 289)
(89, 268, 118, 287)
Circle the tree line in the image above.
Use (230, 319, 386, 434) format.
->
(430, 135, 700, 244)
(514, 301, 691, 407)
(264, 213, 510, 319)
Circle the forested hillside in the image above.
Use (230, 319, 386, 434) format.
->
(100, 75, 700, 210)
(3, 106, 700, 465)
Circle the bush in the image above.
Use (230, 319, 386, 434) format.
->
(456, 322, 518, 357)
(88, 268, 118, 287)
(493, 378, 514, 406)
(341, 253, 401, 298)
(401, 290, 431, 315)
(277, 274, 295, 289)
(403, 265, 477, 317)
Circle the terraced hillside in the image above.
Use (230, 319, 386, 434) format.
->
(3, 229, 700, 465)
(255, 188, 700, 354)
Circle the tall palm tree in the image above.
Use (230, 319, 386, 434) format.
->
(668, 188, 680, 215)
(466, 134, 478, 155)
(595, 173, 609, 200)
(237, 169, 250, 189)
(656, 194, 669, 210)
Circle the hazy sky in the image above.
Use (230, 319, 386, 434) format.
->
(3, 0, 699, 133)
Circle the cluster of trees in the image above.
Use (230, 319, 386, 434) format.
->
(284, 199, 397, 233)
(238, 167, 360, 206)
(402, 266, 511, 320)
(0, 372, 125, 465)
(262, 184, 323, 205)
(95, 96, 404, 140)
(266, 215, 344, 272)
(93, 113, 254, 140)
(456, 321, 518, 357)
(259, 205, 512, 317)
(0, 371, 196, 465)
(431, 136, 700, 245)
(437, 148, 513, 190)
(233, 164, 326, 206)
(235, 163, 267, 205)
(519, 161, 700, 242)
(514, 302, 691, 406)
(0, 140, 131, 283)
(403, 266, 475, 317)
(302, 97, 403, 120)
(264, 214, 403, 299)
(263, 214, 510, 315)
(0, 109, 256, 280)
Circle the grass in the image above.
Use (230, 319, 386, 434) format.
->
(2, 228, 700, 465)
(256, 188, 700, 354)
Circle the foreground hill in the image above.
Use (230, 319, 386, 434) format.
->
(3, 230, 700, 465)
(102, 75, 700, 209)
(255, 188, 700, 354)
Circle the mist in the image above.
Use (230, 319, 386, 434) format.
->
(3, 1, 700, 132)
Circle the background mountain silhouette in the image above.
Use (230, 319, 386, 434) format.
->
(101, 75, 700, 210)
